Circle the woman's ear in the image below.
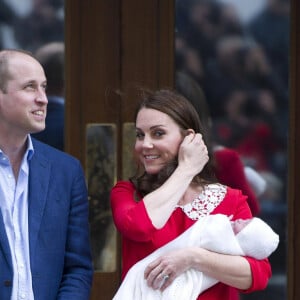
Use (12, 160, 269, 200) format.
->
(186, 128, 195, 135)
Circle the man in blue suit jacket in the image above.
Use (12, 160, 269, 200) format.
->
(0, 50, 93, 299)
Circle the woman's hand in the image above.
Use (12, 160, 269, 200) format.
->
(177, 132, 209, 177)
(144, 246, 253, 292)
(144, 248, 192, 291)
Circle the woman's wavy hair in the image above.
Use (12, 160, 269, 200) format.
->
(130, 88, 217, 198)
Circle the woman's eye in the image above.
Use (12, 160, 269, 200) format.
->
(136, 132, 144, 139)
(153, 130, 164, 137)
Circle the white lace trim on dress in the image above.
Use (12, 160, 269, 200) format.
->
(175, 183, 227, 220)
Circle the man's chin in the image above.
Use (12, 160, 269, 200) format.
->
(31, 126, 46, 134)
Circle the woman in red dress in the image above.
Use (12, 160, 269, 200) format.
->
(110, 89, 271, 299)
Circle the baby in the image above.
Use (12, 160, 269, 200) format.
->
(113, 214, 279, 300)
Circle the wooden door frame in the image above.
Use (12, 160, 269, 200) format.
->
(64, 1, 174, 299)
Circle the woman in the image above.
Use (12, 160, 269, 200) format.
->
(110, 89, 271, 299)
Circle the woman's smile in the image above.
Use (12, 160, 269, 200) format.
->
(135, 108, 183, 174)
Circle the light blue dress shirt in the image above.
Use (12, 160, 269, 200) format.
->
(0, 136, 35, 300)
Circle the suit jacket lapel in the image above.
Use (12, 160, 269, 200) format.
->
(28, 151, 51, 259)
(0, 209, 12, 266)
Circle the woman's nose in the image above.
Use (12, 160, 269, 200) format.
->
(142, 137, 154, 148)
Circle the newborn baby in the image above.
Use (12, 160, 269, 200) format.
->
(113, 214, 279, 300)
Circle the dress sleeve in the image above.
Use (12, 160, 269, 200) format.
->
(220, 187, 272, 294)
(240, 257, 272, 293)
(110, 181, 156, 241)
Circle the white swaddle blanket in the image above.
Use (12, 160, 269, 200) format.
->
(113, 214, 279, 300)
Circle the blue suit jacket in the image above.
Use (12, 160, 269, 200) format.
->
(0, 138, 93, 300)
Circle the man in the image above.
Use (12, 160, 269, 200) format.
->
(0, 49, 93, 299)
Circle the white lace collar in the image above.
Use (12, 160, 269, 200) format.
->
(175, 183, 227, 220)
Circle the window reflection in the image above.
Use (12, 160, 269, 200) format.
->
(175, 0, 288, 299)
(0, 1, 66, 151)
(86, 124, 117, 272)
(0, 0, 64, 52)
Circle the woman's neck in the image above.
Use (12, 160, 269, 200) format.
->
(178, 184, 203, 206)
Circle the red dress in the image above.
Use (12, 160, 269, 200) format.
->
(110, 181, 271, 300)
(214, 147, 261, 216)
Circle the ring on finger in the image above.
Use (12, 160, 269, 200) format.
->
(162, 274, 170, 281)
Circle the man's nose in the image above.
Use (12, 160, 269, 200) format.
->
(36, 90, 48, 104)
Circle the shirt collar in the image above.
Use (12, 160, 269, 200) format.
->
(26, 135, 34, 161)
(0, 135, 34, 163)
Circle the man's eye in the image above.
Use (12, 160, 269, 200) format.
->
(25, 84, 35, 90)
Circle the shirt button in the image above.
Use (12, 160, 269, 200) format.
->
(3, 280, 12, 286)
(21, 293, 26, 299)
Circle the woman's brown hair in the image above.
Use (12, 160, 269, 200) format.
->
(130, 88, 217, 197)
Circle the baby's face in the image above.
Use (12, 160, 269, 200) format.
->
(231, 219, 251, 234)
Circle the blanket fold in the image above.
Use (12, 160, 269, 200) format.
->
(113, 214, 279, 300)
